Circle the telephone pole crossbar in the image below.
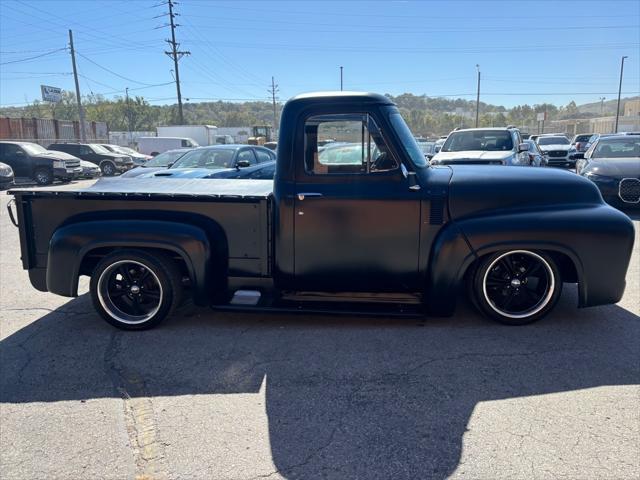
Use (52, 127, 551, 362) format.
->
(164, 0, 190, 124)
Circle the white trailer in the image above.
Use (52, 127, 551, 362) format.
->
(156, 125, 219, 146)
(137, 137, 199, 156)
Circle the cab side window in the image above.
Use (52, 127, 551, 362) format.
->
(2, 144, 24, 161)
(255, 149, 273, 163)
(237, 149, 258, 166)
(79, 145, 92, 155)
(304, 114, 398, 175)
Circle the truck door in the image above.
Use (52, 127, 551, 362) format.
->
(293, 114, 421, 292)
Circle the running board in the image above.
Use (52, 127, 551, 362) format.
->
(217, 290, 424, 318)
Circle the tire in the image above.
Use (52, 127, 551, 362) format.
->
(470, 250, 562, 326)
(90, 250, 183, 330)
(101, 161, 116, 176)
(34, 168, 53, 185)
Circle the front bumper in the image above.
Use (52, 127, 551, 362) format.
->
(54, 166, 83, 180)
(0, 175, 15, 189)
(116, 162, 134, 172)
(546, 156, 576, 169)
(590, 176, 640, 209)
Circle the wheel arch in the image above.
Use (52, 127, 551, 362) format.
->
(47, 219, 226, 305)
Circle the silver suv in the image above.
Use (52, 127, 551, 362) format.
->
(430, 127, 530, 166)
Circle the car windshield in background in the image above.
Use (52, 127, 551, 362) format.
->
(592, 137, 640, 159)
(442, 130, 513, 152)
(172, 148, 236, 169)
(144, 150, 187, 167)
(21, 143, 48, 155)
(90, 144, 111, 154)
(538, 136, 570, 145)
(389, 112, 427, 167)
(575, 135, 591, 142)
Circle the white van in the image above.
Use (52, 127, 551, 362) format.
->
(137, 137, 199, 156)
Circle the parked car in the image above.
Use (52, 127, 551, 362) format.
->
(430, 127, 530, 166)
(137, 137, 199, 156)
(101, 144, 152, 166)
(48, 143, 133, 176)
(208, 160, 276, 180)
(535, 135, 577, 169)
(576, 134, 640, 209)
(0, 141, 82, 185)
(418, 141, 437, 160)
(524, 139, 547, 167)
(570, 134, 593, 159)
(120, 148, 193, 178)
(7, 92, 634, 330)
(79, 160, 101, 179)
(139, 145, 276, 179)
(0, 162, 15, 189)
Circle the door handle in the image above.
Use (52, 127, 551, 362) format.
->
(297, 192, 323, 200)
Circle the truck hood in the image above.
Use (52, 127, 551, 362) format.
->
(538, 144, 572, 152)
(34, 151, 80, 161)
(139, 167, 234, 179)
(447, 165, 603, 220)
(582, 159, 640, 179)
(432, 150, 513, 163)
(120, 166, 166, 178)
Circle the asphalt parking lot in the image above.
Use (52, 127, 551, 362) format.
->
(0, 186, 638, 480)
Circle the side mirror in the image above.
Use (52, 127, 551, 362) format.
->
(236, 160, 251, 168)
(167, 161, 175, 168)
(518, 143, 530, 152)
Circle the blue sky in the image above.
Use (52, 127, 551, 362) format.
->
(1, 0, 639, 108)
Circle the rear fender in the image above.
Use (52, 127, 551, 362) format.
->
(47, 220, 215, 305)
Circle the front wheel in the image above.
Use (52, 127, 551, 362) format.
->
(470, 250, 562, 325)
(34, 168, 53, 185)
(101, 161, 116, 176)
(90, 250, 183, 330)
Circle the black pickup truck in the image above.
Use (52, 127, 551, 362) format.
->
(8, 92, 635, 330)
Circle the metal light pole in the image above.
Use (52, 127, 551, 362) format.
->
(614, 56, 628, 133)
(599, 96, 606, 115)
(340, 66, 343, 91)
(475, 64, 481, 128)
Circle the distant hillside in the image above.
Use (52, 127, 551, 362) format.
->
(577, 96, 639, 116)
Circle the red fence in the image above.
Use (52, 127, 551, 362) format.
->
(0, 117, 109, 146)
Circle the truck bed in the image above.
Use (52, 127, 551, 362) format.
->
(10, 177, 274, 199)
(10, 178, 274, 293)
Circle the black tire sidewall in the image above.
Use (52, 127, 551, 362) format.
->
(34, 168, 52, 185)
(472, 250, 562, 326)
(90, 250, 181, 330)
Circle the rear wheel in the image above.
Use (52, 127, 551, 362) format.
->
(90, 250, 182, 330)
(34, 168, 53, 185)
(101, 161, 116, 176)
(470, 250, 562, 325)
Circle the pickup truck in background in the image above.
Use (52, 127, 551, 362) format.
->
(0, 141, 82, 185)
(7, 92, 635, 330)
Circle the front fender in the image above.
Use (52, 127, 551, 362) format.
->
(47, 220, 212, 304)
(426, 204, 634, 315)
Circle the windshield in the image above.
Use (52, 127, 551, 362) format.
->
(442, 130, 514, 152)
(538, 136, 569, 146)
(389, 112, 427, 167)
(90, 144, 110, 154)
(144, 150, 188, 167)
(592, 137, 640, 159)
(172, 148, 236, 169)
(21, 143, 48, 155)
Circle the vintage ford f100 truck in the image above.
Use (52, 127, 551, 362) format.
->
(7, 92, 635, 329)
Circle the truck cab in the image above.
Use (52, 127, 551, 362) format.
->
(7, 92, 635, 330)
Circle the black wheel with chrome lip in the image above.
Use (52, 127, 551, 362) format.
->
(471, 250, 562, 325)
(90, 250, 182, 330)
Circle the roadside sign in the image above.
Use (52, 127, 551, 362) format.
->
(536, 112, 547, 121)
(41, 85, 62, 103)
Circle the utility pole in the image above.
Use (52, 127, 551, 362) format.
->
(599, 96, 606, 115)
(268, 76, 279, 138)
(340, 66, 343, 91)
(614, 55, 628, 133)
(125, 87, 133, 145)
(475, 64, 481, 128)
(164, 0, 190, 124)
(68, 29, 86, 142)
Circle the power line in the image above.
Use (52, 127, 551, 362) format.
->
(76, 52, 156, 86)
(0, 48, 67, 65)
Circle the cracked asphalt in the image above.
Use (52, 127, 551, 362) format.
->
(1, 187, 639, 480)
